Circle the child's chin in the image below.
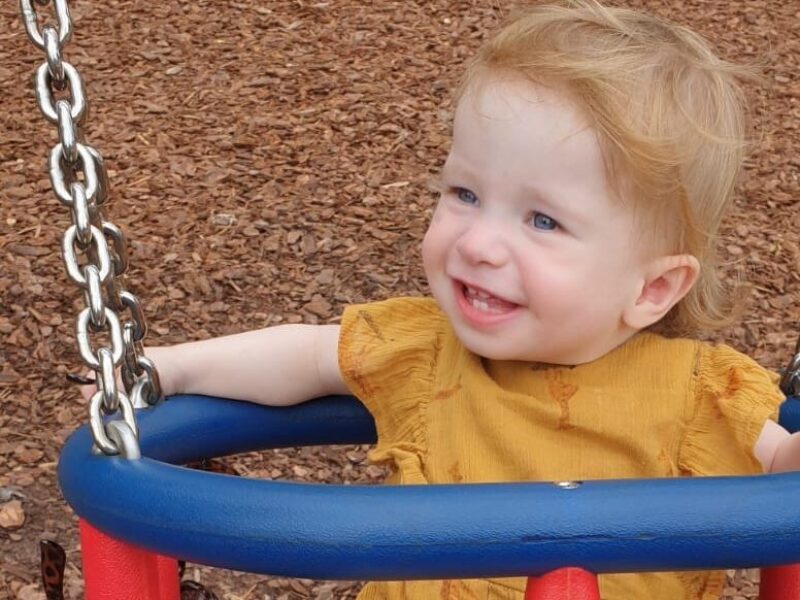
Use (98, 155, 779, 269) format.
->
(453, 329, 530, 361)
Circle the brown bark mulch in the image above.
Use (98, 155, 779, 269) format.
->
(1, 1, 798, 598)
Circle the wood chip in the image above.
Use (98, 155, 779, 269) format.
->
(0, 500, 25, 530)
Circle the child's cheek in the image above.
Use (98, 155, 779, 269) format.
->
(421, 225, 440, 274)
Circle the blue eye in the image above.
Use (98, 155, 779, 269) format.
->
(530, 212, 558, 231)
(455, 187, 479, 205)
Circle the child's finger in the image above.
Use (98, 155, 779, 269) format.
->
(66, 372, 95, 385)
(67, 371, 99, 402)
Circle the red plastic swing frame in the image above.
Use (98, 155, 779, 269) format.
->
(79, 519, 800, 600)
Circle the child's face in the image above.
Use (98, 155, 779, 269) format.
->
(422, 74, 650, 365)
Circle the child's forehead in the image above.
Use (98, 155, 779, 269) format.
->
(459, 70, 576, 110)
(455, 72, 591, 140)
(451, 79, 599, 168)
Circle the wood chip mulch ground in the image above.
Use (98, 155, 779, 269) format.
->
(1, 1, 798, 599)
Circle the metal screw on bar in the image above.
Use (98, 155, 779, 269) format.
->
(555, 481, 582, 490)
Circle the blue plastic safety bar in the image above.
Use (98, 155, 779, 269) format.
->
(58, 394, 800, 581)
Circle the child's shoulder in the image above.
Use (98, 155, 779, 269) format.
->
(366, 295, 442, 313)
(343, 296, 444, 324)
(632, 331, 778, 387)
(606, 331, 699, 372)
(637, 331, 768, 367)
(340, 296, 449, 345)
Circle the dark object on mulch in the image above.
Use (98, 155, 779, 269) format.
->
(39, 540, 66, 600)
(181, 580, 221, 600)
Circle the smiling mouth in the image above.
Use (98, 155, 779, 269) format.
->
(459, 281, 519, 314)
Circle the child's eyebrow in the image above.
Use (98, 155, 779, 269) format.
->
(437, 162, 584, 225)
(521, 183, 562, 213)
(521, 184, 579, 222)
(426, 177, 446, 193)
(438, 161, 473, 185)
(521, 184, 592, 228)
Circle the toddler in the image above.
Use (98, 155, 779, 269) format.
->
(119, 2, 800, 599)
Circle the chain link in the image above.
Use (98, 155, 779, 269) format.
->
(780, 341, 800, 397)
(49, 142, 97, 205)
(20, 0, 71, 51)
(89, 390, 138, 455)
(35, 60, 85, 124)
(43, 26, 65, 87)
(62, 225, 113, 285)
(56, 100, 78, 163)
(20, 0, 163, 455)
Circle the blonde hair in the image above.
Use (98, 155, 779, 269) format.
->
(459, 0, 759, 336)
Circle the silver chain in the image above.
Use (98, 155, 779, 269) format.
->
(20, 0, 162, 455)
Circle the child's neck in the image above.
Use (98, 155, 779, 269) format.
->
(528, 326, 643, 369)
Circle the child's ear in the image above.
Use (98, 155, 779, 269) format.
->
(623, 254, 700, 330)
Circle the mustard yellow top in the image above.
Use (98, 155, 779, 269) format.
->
(338, 297, 784, 600)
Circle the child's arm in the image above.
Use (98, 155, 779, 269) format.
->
(754, 420, 800, 473)
(143, 324, 349, 406)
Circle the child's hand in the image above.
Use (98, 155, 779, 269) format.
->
(67, 347, 175, 408)
(68, 370, 130, 406)
(66, 371, 101, 403)
(66, 352, 163, 406)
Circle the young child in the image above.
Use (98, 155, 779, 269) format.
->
(107, 2, 800, 599)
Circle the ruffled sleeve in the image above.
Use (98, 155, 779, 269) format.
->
(338, 297, 447, 482)
(679, 342, 784, 476)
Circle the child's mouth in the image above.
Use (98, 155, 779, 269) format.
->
(460, 282, 519, 314)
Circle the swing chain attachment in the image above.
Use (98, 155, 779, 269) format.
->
(780, 336, 800, 397)
(20, 0, 163, 456)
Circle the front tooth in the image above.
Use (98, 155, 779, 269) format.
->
(467, 286, 491, 299)
(469, 297, 491, 312)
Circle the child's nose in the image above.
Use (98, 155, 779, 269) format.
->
(455, 220, 510, 267)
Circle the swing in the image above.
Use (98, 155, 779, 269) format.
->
(19, 1, 800, 599)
